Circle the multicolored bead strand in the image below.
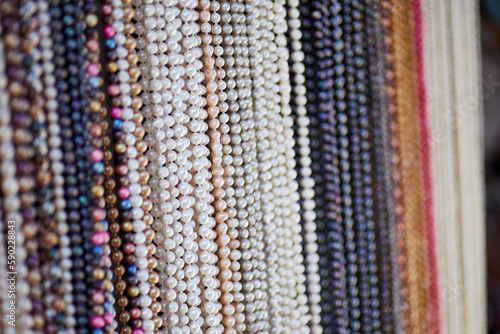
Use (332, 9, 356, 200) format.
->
(37, 2, 71, 332)
(0, 20, 25, 334)
(100, 0, 131, 331)
(1, 1, 38, 331)
(83, 0, 114, 331)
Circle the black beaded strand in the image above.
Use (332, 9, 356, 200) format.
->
(343, 0, 382, 331)
(338, 0, 364, 332)
(364, 0, 394, 332)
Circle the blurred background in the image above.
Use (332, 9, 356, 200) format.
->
(480, 1, 500, 332)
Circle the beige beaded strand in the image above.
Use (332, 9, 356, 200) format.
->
(274, 0, 310, 331)
(199, 1, 240, 334)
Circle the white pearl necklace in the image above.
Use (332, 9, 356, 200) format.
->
(274, 0, 310, 332)
(135, 2, 171, 334)
(246, 0, 271, 332)
(199, 0, 237, 333)
(217, 0, 255, 333)
(139, 0, 221, 332)
(137, 0, 187, 332)
(262, 0, 286, 330)
(178, 1, 219, 332)
(185, 0, 222, 332)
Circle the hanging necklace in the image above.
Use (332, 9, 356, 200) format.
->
(273, 0, 310, 331)
(117, 2, 155, 333)
(301, 0, 350, 332)
(219, 0, 257, 332)
(49, 0, 82, 330)
(100, 1, 135, 332)
(379, 1, 405, 331)
(200, 0, 240, 333)
(61, 0, 93, 326)
(80, 0, 115, 331)
(134, 0, 185, 332)
(364, 0, 396, 331)
(133, 0, 185, 333)
(245, 0, 272, 332)
(0, 20, 25, 334)
(36, 1, 72, 332)
(390, 0, 430, 332)
(22, 1, 51, 331)
(2, 0, 40, 331)
(182, 0, 220, 331)
(104, 0, 153, 332)
(288, 0, 323, 331)
(339, 0, 382, 331)
(139, 0, 195, 332)
(347, 1, 382, 331)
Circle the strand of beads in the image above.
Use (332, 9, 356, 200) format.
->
(300, 1, 326, 330)
(349, 1, 382, 331)
(147, 1, 195, 331)
(118, 2, 156, 333)
(0, 22, 24, 334)
(273, 0, 310, 331)
(380, 1, 405, 331)
(18, 1, 48, 331)
(177, 0, 220, 332)
(219, 0, 244, 331)
(168, 3, 204, 331)
(330, 1, 349, 330)
(220, 1, 251, 333)
(390, 0, 429, 331)
(82, 0, 115, 331)
(198, 1, 237, 333)
(97, 2, 126, 332)
(219, 0, 253, 332)
(287, 0, 323, 330)
(181, 0, 222, 332)
(37, 2, 68, 332)
(273, 1, 289, 330)
(200, 0, 232, 333)
(301, 0, 349, 331)
(107, 0, 153, 332)
(363, 0, 395, 331)
(339, 1, 372, 332)
(329, 1, 363, 332)
(1, 1, 38, 332)
(136, 1, 182, 332)
(226, 0, 254, 332)
(244, 0, 269, 332)
(220, 0, 241, 332)
(133, 0, 174, 333)
(231, 1, 254, 331)
(49, 0, 80, 330)
(259, 3, 280, 328)
(327, 2, 350, 330)
(139, 0, 206, 331)
(100, 1, 134, 332)
(135, 0, 185, 332)
(54, 0, 92, 329)
(100, 85, 122, 334)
